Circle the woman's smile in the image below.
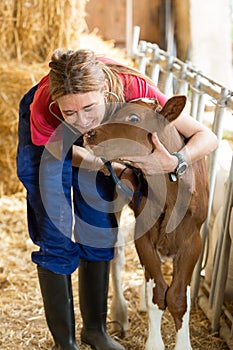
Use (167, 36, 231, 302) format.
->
(57, 90, 106, 133)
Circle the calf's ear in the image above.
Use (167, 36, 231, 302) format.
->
(160, 95, 187, 122)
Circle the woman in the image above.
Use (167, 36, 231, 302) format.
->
(16, 49, 218, 350)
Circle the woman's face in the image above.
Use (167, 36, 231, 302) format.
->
(57, 89, 106, 134)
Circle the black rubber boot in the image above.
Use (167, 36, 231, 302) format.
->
(37, 266, 80, 350)
(79, 260, 125, 350)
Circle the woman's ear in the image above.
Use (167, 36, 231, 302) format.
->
(103, 79, 109, 92)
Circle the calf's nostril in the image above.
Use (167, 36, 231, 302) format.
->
(88, 129, 96, 137)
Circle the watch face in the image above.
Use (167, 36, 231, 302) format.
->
(177, 163, 187, 175)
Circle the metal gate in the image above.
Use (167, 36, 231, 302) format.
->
(130, 26, 233, 349)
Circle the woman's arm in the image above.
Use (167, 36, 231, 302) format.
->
(45, 141, 105, 169)
(174, 113, 218, 163)
(72, 145, 104, 169)
(120, 109, 218, 176)
(45, 140, 127, 175)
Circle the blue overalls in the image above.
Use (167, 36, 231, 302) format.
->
(16, 85, 117, 274)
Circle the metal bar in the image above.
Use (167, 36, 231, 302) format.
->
(174, 63, 189, 95)
(211, 156, 233, 331)
(136, 41, 149, 74)
(149, 44, 161, 85)
(131, 26, 140, 58)
(158, 55, 174, 95)
(190, 75, 202, 119)
(196, 93, 206, 123)
(191, 88, 228, 300)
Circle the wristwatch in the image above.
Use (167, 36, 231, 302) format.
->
(169, 152, 188, 182)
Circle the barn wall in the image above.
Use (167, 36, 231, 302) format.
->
(190, 0, 233, 89)
(85, 0, 161, 47)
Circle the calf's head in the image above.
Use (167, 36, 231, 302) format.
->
(84, 95, 186, 161)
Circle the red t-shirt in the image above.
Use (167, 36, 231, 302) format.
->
(30, 58, 167, 146)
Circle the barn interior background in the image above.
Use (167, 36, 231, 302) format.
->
(0, 0, 233, 349)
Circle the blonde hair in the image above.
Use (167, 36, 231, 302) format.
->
(49, 48, 157, 103)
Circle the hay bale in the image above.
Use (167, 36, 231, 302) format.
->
(0, 0, 88, 63)
(0, 60, 49, 195)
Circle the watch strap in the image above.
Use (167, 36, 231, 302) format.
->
(172, 152, 187, 169)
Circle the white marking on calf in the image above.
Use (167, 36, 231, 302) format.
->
(145, 279, 165, 350)
(174, 285, 192, 350)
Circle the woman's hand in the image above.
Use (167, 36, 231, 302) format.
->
(72, 145, 105, 170)
(121, 132, 178, 175)
(73, 145, 131, 177)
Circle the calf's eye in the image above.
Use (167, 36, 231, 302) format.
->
(126, 114, 140, 123)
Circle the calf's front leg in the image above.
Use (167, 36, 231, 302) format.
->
(166, 228, 202, 350)
(135, 234, 168, 350)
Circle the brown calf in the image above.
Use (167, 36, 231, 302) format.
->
(84, 96, 208, 350)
